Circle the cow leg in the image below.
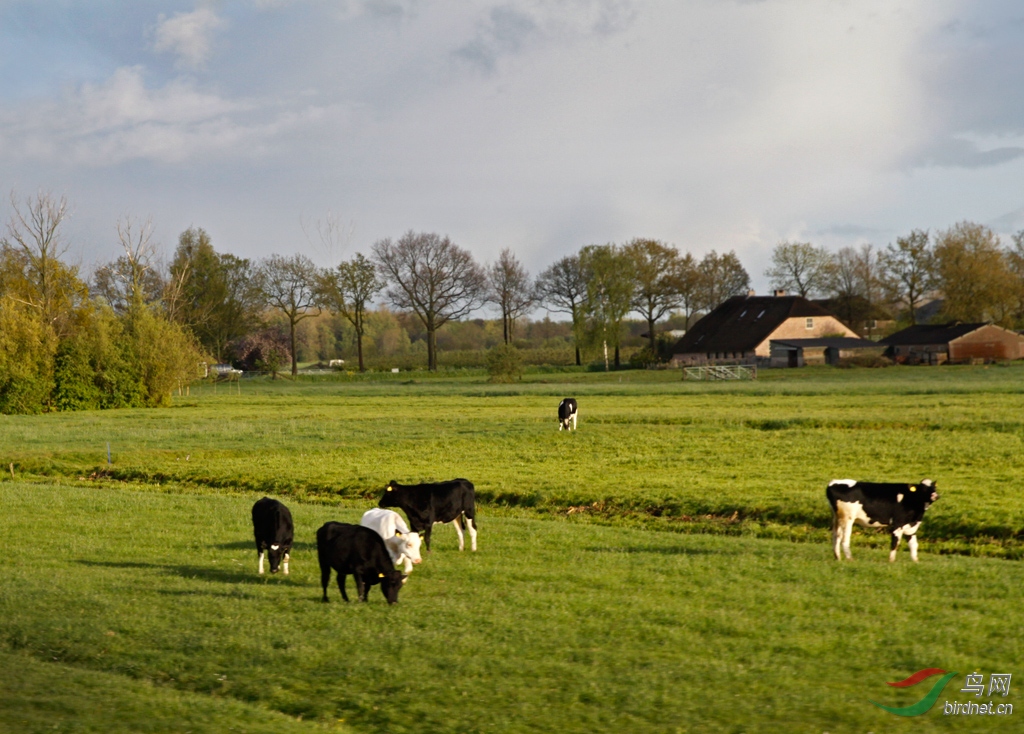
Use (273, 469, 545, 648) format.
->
(571, 412, 577, 430)
(258, 550, 265, 574)
(283, 552, 290, 575)
(355, 576, 368, 602)
(338, 573, 350, 602)
(401, 554, 413, 574)
(908, 534, 919, 562)
(558, 420, 563, 431)
(321, 567, 331, 602)
(831, 513, 842, 561)
(423, 527, 432, 552)
(889, 529, 903, 563)
(466, 515, 478, 551)
(452, 517, 465, 551)
(841, 518, 855, 560)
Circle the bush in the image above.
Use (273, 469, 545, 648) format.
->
(486, 344, 524, 383)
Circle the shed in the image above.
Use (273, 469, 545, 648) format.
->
(878, 322, 1024, 364)
(768, 337, 886, 367)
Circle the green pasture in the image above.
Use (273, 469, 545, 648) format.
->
(1, 482, 1021, 733)
(2, 365, 1024, 732)
(3, 364, 1024, 557)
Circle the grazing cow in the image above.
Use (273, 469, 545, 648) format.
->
(316, 522, 406, 604)
(558, 398, 578, 431)
(251, 497, 293, 574)
(379, 478, 477, 552)
(826, 479, 940, 562)
(360, 508, 423, 574)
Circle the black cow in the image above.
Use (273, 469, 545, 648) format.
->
(826, 479, 939, 562)
(251, 497, 293, 574)
(316, 522, 406, 604)
(558, 398, 578, 431)
(379, 478, 477, 552)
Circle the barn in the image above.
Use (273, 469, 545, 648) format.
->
(878, 322, 1024, 364)
(670, 292, 858, 366)
(768, 337, 886, 367)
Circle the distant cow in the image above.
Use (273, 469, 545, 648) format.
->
(379, 478, 477, 552)
(316, 522, 406, 604)
(558, 398, 578, 431)
(827, 479, 940, 562)
(360, 508, 423, 574)
(251, 497, 293, 574)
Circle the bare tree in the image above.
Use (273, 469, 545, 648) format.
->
(372, 231, 485, 371)
(879, 229, 935, 324)
(1, 190, 84, 336)
(765, 241, 834, 298)
(486, 248, 535, 345)
(256, 253, 321, 376)
(535, 254, 588, 365)
(319, 252, 383, 372)
(92, 216, 165, 314)
(829, 244, 885, 334)
(697, 250, 750, 313)
(624, 238, 684, 352)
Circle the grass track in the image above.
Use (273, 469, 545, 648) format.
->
(1, 482, 1020, 733)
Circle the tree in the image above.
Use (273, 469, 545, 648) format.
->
(624, 238, 684, 352)
(765, 241, 835, 298)
(256, 253, 321, 376)
(486, 248, 535, 345)
(2, 190, 87, 338)
(829, 244, 885, 334)
(580, 244, 635, 370)
(372, 231, 485, 371)
(673, 251, 702, 327)
(696, 250, 751, 313)
(535, 254, 588, 366)
(319, 252, 383, 372)
(932, 221, 1016, 325)
(1007, 230, 1024, 327)
(92, 216, 165, 315)
(879, 229, 935, 324)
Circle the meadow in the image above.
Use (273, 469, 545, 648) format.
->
(1, 364, 1023, 732)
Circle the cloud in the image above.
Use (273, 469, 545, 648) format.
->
(152, 7, 226, 68)
(905, 137, 1024, 170)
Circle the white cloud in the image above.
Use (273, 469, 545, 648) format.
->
(152, 7, 226, 69)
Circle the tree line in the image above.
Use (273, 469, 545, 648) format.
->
(3, 189, 1023, 413)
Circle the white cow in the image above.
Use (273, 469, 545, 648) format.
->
(360, 508, 423, 574)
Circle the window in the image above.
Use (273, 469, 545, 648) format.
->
(805, 318, 814, 329)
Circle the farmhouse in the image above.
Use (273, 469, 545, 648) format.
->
(768, 337, 886, 368)
(670, 292, 858, 366)
(878, 322, 1024, 364)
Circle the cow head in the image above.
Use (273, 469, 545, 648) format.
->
(266, 543, 289, 574)
(397, 530, 423, 565)
(916, 478, 939, 504)
(379, 481, 400, 508)
(378, 569, 407, 604)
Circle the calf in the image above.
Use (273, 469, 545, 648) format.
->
(360, 508, 423, 574)
(379, 478, 477, 552)
(316, 522, 406, 604)
(558, 397, 578, 431)
(827, 479, 940, 562)
(251, 497, 293, 574)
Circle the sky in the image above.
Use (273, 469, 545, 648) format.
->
(2, 0, 1024, 302)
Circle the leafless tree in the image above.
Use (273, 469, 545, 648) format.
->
(486, 248, 535, 345)
(319, 252, 383, 372)
(372, 231, 485, 371)
(535, 254, 588, 365)
(829, 244, 885, 334)
(256, 253, 321, 376)
(765, 241, 835, 298)
(697, 250, 750, 313)
(92, 216, 165, 314)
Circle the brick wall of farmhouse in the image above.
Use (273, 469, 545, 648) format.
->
(754, 316, 857, 357)
(949, 325, 1023, 361)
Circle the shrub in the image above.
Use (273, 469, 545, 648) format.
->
(486, 344, 524, 383)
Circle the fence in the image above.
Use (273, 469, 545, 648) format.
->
(682, 365, 757, 381)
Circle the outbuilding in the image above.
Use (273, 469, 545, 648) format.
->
(878, 322, 1024, 364)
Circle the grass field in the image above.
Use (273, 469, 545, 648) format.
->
(1, 364, 1023, 732)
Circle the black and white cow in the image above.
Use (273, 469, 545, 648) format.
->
(251, 496, 293, 574)
(558, 398, 578, 431)
(826, 479, 940, 562)
(316, 522, 406, 604)
(379, 478, 477, 552)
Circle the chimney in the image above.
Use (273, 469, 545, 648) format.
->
(747, 289, 756, 297)
(774, 289, 786, 297)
